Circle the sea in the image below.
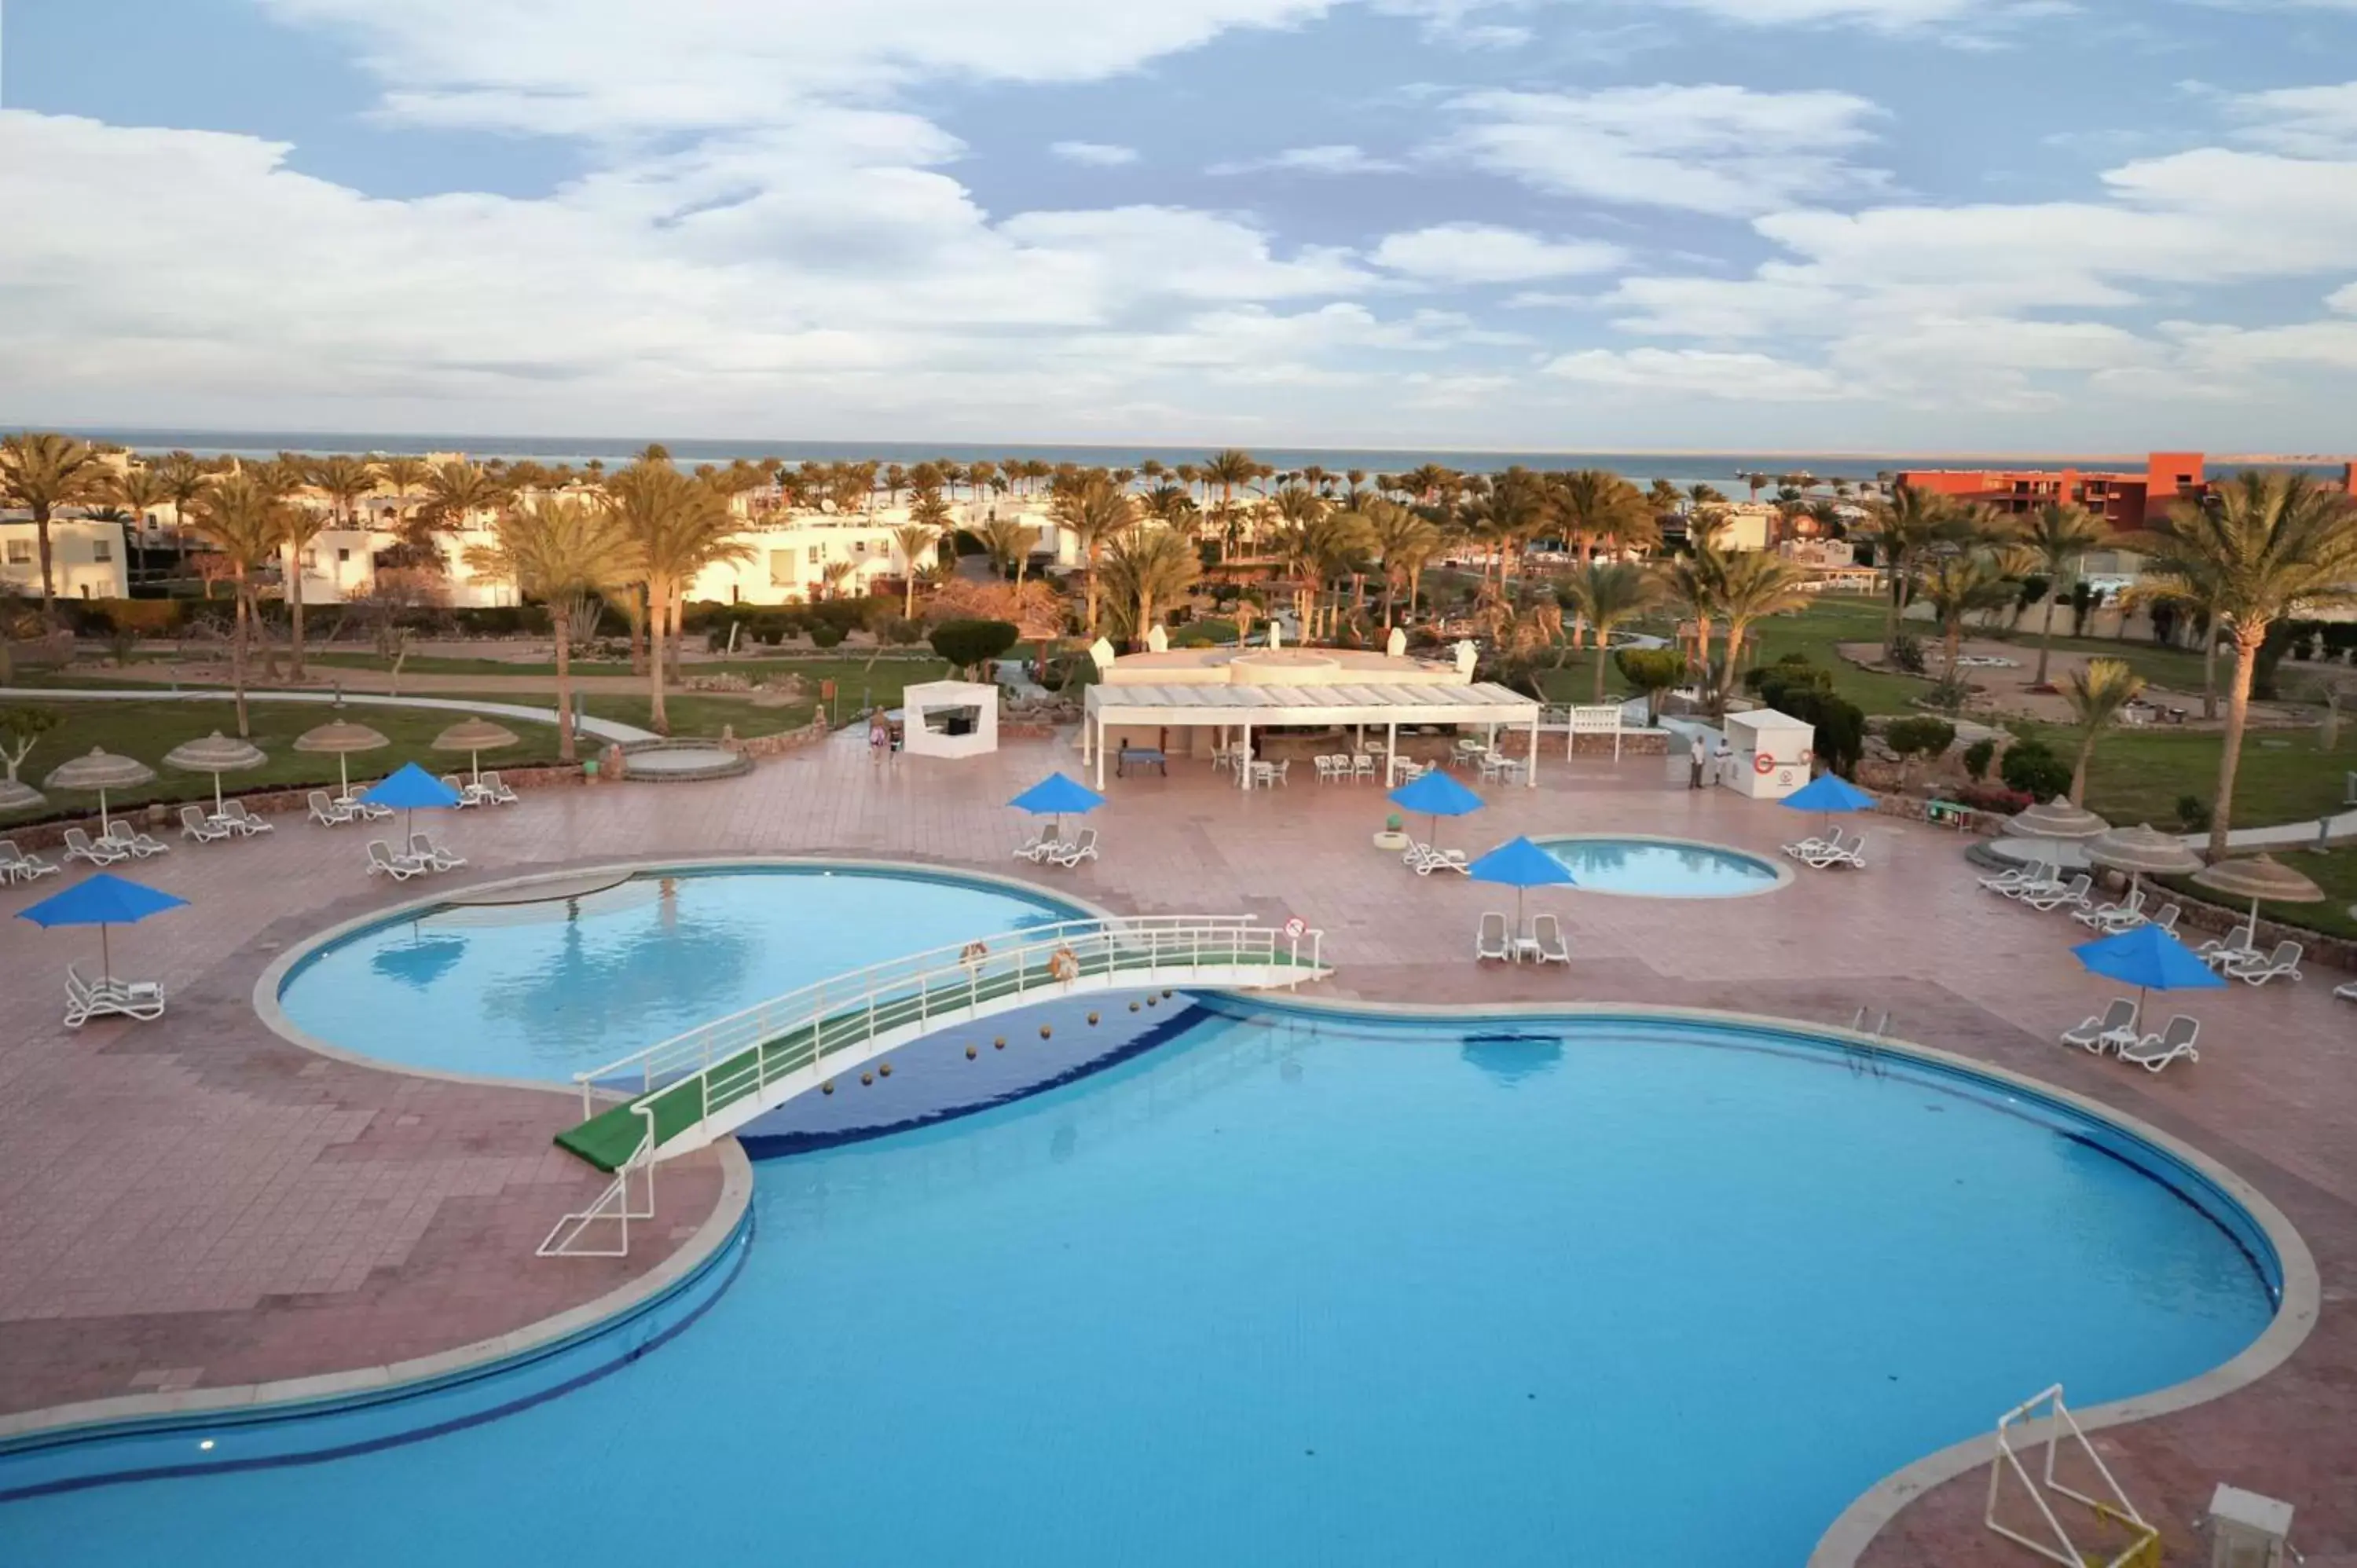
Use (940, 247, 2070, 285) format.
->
(58, 430, 2349, 493)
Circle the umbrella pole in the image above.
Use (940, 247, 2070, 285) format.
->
(471, 749, 482, 786)
(101, 922, 112, 984)
(214, 771, 225, 815)
(339, 754, 351, 800)
(98, 786, 111, 836)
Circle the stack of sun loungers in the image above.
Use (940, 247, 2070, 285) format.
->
(1780, 829, 1865, 870)
(1012, 827, 1099, 869)
(1405, 841, 1469, 876)
(63, 963, 166, 1028)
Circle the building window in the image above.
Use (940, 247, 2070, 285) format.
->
(808, 546, 823, 564)
(769, 549, 796, 588)
(91, 538, 112, 562)
(337, 548, 351, 563)
(4, 540, 28, 565)
(853, 540, 867, 554)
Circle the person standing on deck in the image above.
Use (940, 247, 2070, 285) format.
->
(1688, 731, 1706, 790)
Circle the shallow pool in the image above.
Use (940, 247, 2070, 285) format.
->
(273, 864, 1087, 1081)
(0, 1006, 2275, 1567)
(1541, 835, 1783, 897)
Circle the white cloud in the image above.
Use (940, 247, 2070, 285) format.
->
(1371, 223, 1626, 283)
(1206, 144, 1405, 175)
(1435, 85, 1886, 214)
(1541, 347, 1853, 400)
(1050, 141, 1140, 167)
(2226, 79, 2357, 156)
(256, 0, 1340, 134)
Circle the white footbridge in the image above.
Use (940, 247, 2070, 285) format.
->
(542, 915, 1327, 1255)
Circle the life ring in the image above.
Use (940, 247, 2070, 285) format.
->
(1049, 946, 1080, 983)
(960, 940, 989, 968)
(1754, 753, 1776, 775)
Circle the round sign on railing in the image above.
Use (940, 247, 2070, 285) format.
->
(1282, 917, 1307, 941)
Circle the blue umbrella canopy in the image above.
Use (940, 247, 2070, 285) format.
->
(18, 873, 189, 928)
(1468, 835, 1578, 932)
(361, 762, 464, 809)
(17, 871, 189, 977)
(1780, 774, 1875, 815)
(2073, 923, 2225, 1031)
(1387, 771, 1483, 818)
(1008, 772, 1105, 815)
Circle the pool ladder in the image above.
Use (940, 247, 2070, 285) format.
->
(1845, 1008, 1893, 1078)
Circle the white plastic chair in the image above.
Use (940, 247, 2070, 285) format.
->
(180, 804, 233, 844)
(309, 790, 356, 827)
(366, 839, 428, 881)
(64, 827, 129, 867)
(479, 771, 520, 804)
(222, 800, 274, 836)
(2120, 1015, 2200, 1072)
(1351, 753, 1376, 781)
(409, 832, 467, 871)
(103, 821, 169, 859)
(2060, 998, 2137, 1053)
(1530, 914, 1571, 966)
(2223, 940, 2302, 986)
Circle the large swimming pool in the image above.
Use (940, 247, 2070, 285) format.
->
(272, 864, 1087, 1082)
(0, 1004, 2275, 1566)
(1541, 834, 1785, 897)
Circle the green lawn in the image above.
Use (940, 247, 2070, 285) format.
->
(0, 698, 567, 827)
(1966, 625, 2223, 698)
(2009, 720, 2356, 830)
(1524, 595, 1934, 715)
(577, 694, 815, 738)
(303, 649, 948, 679)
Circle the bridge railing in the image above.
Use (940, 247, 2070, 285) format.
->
(568, 915, 1325, 1123)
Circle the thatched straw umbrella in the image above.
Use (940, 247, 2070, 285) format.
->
(2007, 796, 2110, 841)
(293, 713, 389, 800)
(163, 731, 267, 815)
(431, 718, 519, 784)
(42, 748, 156, 833)
(2086, 822, 2203, 900)
(2193, 854, 2326, 943)
(0, 778, 45, 815)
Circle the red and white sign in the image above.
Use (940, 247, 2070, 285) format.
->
(1282, 917, 1307, 941)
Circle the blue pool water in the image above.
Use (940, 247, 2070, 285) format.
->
(274, 865, 1086, 1081)
(1542, 835, 1783, 896)
(0, 1006, 2274, 1567)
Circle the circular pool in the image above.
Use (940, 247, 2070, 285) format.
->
(1, 1006, 2280, 1566)
(1540, 834, 1785, 897)
(269, 863, 1089, 1082)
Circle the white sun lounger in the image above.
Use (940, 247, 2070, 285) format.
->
(1530, 913, 1571, 966)
(2198, 925, 2257, 969)
(63, 827, 129, 867)
(478, 771, 521, 805)
(2223, 940, 2302, 986)
(1784, 833, 1836, 861)
(309, 790, 356, 826)
(1475, 911, 1510, 962)
(2061, 998, 2139, 1053)
(409, 832, 467, 871)
(1047, 828, 1099, 868)
(2, 839, 61, 884)
(366, 839, 430, 880)
(1014, 827, 1060, 863)
(1407, 842, 1470, 876)
(2335, 979, 2357, 1003)
(1978, 860, 2044, 893)
(2119, 1014, 2200, 1072)
(64, 962, 166, 1028)
(180, 804, 234, 844)
(2020, 873, 2091, 913)
(222, 800, 273, 835)
(1799, 829, 1865, 870)
(102, 821, 169, 859)
(2073, 886, 2144, 931)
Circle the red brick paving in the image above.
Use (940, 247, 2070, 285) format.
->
(2, 729, 2349, 1561)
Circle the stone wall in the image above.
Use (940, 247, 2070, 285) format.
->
(720, 717, 831, 758)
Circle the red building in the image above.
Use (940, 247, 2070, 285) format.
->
(1892, 452, 2210, 531)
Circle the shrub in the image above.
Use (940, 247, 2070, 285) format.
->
(1614, 647, 1688, 724)
(1883, 716, 1956, 765)
(1961, 737, 1996, 781)
(809, 622, 846, 650)
(87, 598, 184, 637)
(1887, 634, 1926, 674)
(874, 615, 925, 647)
(1749, 655, 1831, 708)
(1923, 676, 1970, 713)
(1998, 738, 2071, 800)
(929, 617, 1021, 674)
(2176, 793, 2212, 833)
(1774, 689, 1866, 779)
(1956, 782, 2034, 814)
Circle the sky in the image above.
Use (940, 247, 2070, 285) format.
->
(5, 0, 2357, 452)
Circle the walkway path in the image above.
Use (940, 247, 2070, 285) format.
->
(0, 685, 659, 743)
(0, 730, 2349, 1562)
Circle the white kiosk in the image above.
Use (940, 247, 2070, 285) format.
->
(1722, 709, 1814, 800)
(900, 680, 999, 760)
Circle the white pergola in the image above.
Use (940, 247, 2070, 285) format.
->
(1082, 681, 1543, 789)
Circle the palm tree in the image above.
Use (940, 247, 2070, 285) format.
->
(1557, 562, 1662, 701)
(464, 498, 632, 762)
(1303, 509, 1377, 639)
(1554, 469, 1649, 562)
(1656, 537, 1728, 685)
(1050, 472, 1138, 636)
(2139, 472, 2357, 856)
(605, 460, 746, 735)
(2062, 658, 2146, 806)
(306, 454, 379, 527)
(406, 460, 506, 572)
(978, 516, 1040, 585)
(151, 450, 208, 562)
(107, 466, 170, 584)
(1711, 552, 1811, 704)
(1917, 547, 2021, 671)
(1365, 499, 1439, 626)
(1863, 482, 1966, 658)
(277, 503, 335, 680)
(0, 432, 111, 619)
(1201, 449, 1258, 557)
(184, 472, 286, 737)
(376, 454, 430, 534)
(891, 522, 940, 619)
(2018, 501, 2109, 686)
(1099, 527, 1200, 647)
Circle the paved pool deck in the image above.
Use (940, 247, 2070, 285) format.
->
(0, 728, 2350, 1561)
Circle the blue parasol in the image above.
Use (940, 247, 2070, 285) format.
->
(1009, 771, 1105, 841)
(1467, 835, 1578, 932)
(1780, 772, 1876, 838)
(1387, 770, 1484, 850)
(17, 871, 189, 977)
(361, 761, 464, 841)
(2072, 923, 2225, 1031)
